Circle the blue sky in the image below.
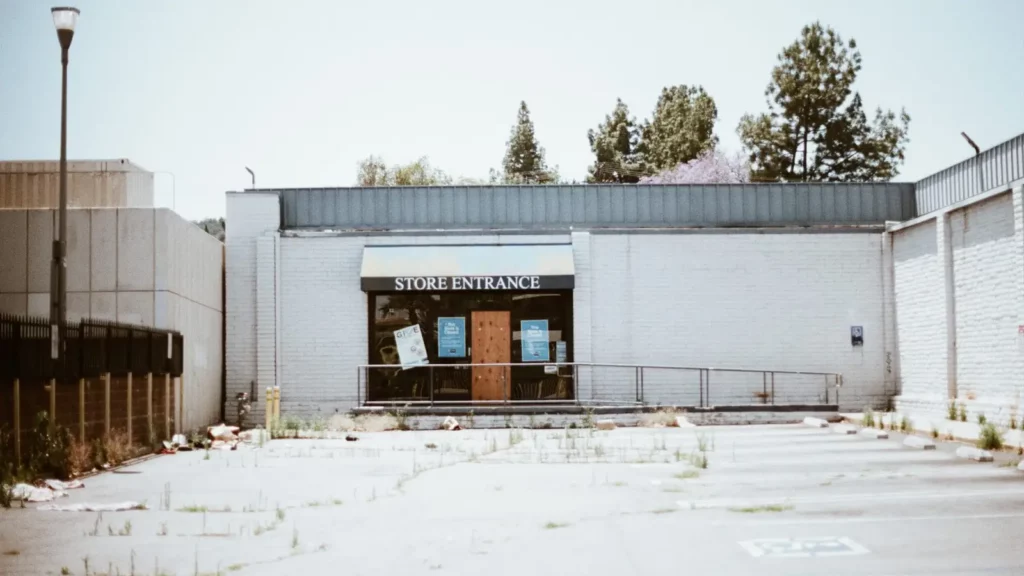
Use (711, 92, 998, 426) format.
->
(1, 0, 1022, 220)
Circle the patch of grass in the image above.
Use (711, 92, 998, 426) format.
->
(649, 508, 676, 515)
(178, 505, 208, 513)
(947, 400, 958, 421)
(227, 563, 246, 572)
(543, 521, 570, 529)
(978, 423, 1004, 450)
(1000, 459, 1020, 468)
(688, 450, 708, 469)
(611, 481, 627, 487)
(977, 413, 987, 425)
(900, 416, 912, 433)
(276, 507, 286, 522)
(102, 428, 134, 466)
(1010, 412, 1018, 430)
(958, 403, 967, 422)
(581, 408, 595, 429)
(862, 407, 875, 428)
(931, 427, 939, 439)
(60, 567, 70, 575)
(729, 504, 793, 513)
(291, 527, 300, 550)
(673, 470, 699, 480)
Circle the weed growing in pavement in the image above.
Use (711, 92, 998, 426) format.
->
(947, 401, 958, 421)
(276, 507, 286, 522)
(958, 403, 967, 422)
(977, 413, 987, 425)
(465, 410, 475, 429)
(178, 505, 208, 513)
(160, 482, 172, 511)
(543, 521, 570, 529)
(87, 513, 103, 536)
(1000, 459, 1020, 468)
(594, 443, 605, 458)
(900, 416, 912, 433)
(688, 449, 708, 469)
(978, 423, 1003, 450)
(863, 407, 875, 428)
(292, 527, 300, 550)
(581, 408, 595, 429)
(1010, 410, 1018, 430)
(931, 427, 939, 439)
(649, 508, 676, 515)
(673, 470, 699, 480)
(729, 504, 793, 513)
(60, 567, 70, 575)
(695, 432, 710, 453)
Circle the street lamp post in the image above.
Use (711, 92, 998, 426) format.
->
(50, 6, 79, 362)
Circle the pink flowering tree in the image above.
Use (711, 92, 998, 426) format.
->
(639, 150, 750, 184)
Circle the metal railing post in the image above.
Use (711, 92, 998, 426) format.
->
(824, 374, 828, 404)
(699, 369, 704, 408)
(639, 366, 645, 404)
(762, 372, 767, 404)
(429, 365, 435, 407)
(771, 372, 775, 405)
(634, 366, 639, 403)
(706, 370, 710, 407)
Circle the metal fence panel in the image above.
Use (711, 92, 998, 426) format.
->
(916, 133, 1024, 214)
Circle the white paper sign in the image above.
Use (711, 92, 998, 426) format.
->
(394, 325, 429, 368)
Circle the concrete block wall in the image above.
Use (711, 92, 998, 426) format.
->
(892, 184, 1024, 427)
(0, 207, 223, 431)
(0, 160, 154, 209)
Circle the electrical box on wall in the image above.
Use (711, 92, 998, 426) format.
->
(851, 326, 864, 346)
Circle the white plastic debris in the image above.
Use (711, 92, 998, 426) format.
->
(10, 483, 65, 502)
(44, 479, 84, 491)
(171, 433, 188, 446)
(675, 416, 696, 428)
(442, 416, 462, 431)
(38, 501, 147, 512)
(208, 424, 240, 441)
(596, 420, 617, 430)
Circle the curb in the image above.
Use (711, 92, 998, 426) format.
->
(803, 417, 829, 428)
(831, 425, 857, 435)
(903, 436, 936, 450)
(955, 446, 994, 462)
(858, 428, 889, 439)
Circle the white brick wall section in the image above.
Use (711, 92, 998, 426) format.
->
(950, 192, 1024, 405)
(880, 231, 899, 396)
(587, 232, 885, 410)
(279, 236, 367, 416)
(225, 193, 280, 422)
(571, 231, 594, 401)
(254, 233, 278, 422)
(893, 220, 945, 401)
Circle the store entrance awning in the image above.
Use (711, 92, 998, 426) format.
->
(360, 244, 575, 291)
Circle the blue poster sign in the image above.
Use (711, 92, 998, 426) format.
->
(438, 317, 466, 358)
(521, 320, 550, 362)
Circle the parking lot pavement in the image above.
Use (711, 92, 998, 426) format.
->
(3, 423, 1024, 575)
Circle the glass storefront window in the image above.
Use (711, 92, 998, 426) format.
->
(366, 291, 573, 403)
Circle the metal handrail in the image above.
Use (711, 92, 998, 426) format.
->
(355, 361, 843, 407)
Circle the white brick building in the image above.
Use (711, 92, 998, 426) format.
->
(226, 133, 1024, 423)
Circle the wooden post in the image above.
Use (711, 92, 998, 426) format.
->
(265, 387, 273, 429)
(48, 378, 57, 431)
(164, 374, 171, 439)
(13, 378, 21, 467)
(126, 373, 133, 442)
(103, 373, 111, 435)
(78, 378, 85, 441)
(146, 373, 153, 443)
(273, 386, 281, 421)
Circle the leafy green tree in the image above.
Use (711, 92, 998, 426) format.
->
(737, 22, 910, 182)
(502, 101, 556, 184)
(194, 217, 225, 241)
(640, 86, 718, 172)
(356, 156, 453, 186)
(586, 99, 645, 183)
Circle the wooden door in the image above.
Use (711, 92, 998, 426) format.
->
(471, 311, 511, 401)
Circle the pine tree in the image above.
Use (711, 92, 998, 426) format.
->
(586, 99, 644, 183)
(502, 101, 554, 184)
(737, 22, 910, 182)
(640, 86, 718, 172)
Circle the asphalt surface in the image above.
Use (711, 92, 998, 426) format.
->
(2, 423, 1024, 575)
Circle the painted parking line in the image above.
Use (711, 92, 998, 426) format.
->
(739, 536, 869, 558)
(716, 512, 1024, 526)
(678, 487, 1024, 510)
